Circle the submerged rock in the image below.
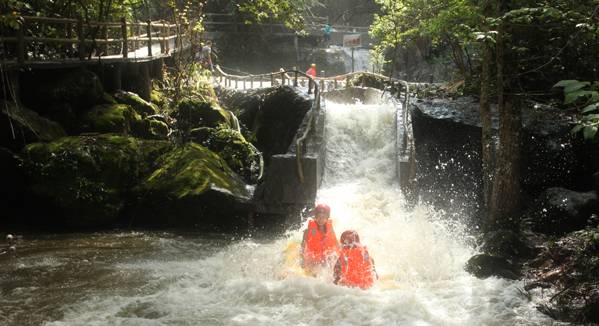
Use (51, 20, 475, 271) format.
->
(23, 135, 171, 228)
(1, 100, 66, 150)
(132, 143, 252, 229)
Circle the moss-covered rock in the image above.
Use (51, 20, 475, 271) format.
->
(151, 89, 167, 110)
(114, 90, 159, 117)
(173, 99, 232, 133)
(190, 127, 262, 183)
(81, 104, 143, 135)
(1, 100, 66, 150)
(348, 73, 387, 89)
(132, 143, 252, 229)
(23, 135, 172, 227)
(138, 117, 170, 140)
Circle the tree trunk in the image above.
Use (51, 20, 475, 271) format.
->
(480, 0, 494, 218)
(480, 37, 494, 218)
(489, 0, 522, 229)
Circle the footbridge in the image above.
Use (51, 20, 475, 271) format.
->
(214, 66, 424, 217)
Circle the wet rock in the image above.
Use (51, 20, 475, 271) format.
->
(23, 135, 172, 228)
(80, 104, 143, 135)
(114, 90, 159, 117)
(1, 100, 66, 151)
(525, 187, 599, 236)
(411, 98, 593, 214)
(465, 253, 520, 280)
(480, 229, 538, 259)
(189, 127, 262, 183)
(217, 86, 311, 164)
(131, 143, 252, 229)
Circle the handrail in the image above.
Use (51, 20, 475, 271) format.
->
(1, 15, 184, 64)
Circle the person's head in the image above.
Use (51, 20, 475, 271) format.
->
(313, 203, 330, 226)
(311, 63, 316, 68)
(340, 230, 360, 248)
(207, 40, 212, 46)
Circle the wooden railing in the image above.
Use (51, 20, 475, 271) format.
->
(0, 16, 184, 64)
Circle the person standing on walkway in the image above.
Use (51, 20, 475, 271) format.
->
(306, 63, 317, 78)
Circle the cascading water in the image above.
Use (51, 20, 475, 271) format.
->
(1, 99, 557, 326)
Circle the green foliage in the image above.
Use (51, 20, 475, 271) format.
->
(237, 0, 323, 31)
(555, 80, 599, 140)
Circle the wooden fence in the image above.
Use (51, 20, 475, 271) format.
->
(0, 16, 184, 64)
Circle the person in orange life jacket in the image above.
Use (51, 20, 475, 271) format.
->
(333, 230, 377, 289)
(300, 203, 340, 271)
(306, 63, 317, 78)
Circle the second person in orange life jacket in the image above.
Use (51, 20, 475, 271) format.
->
(300, 203, 340, 273)
(334, 230, 377, 289)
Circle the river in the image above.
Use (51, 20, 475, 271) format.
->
(0, 99, 557, 325)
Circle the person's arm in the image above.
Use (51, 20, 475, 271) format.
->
(333, 258, 341, 284)
(300, 229, 308, 268)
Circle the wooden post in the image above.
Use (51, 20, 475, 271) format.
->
(77, 17, 85, 60)
(159, 24, 165, 53)
(165, 25, 170, 53)
(293, 67, 298, 87)
(16, 23, 25, 64)
(260, 77, 263, 88)
(235, 79, 238, 89)
(281, 71, 285, 86)
(102, 26, 108, 55)
(308, 78, 312, 95)
(334, 79, 338, 89)
(270, 74, 274, 86)
(121, 18, 128, 58)
(243, 78, 246, 90)
(147, 20, 152, 57)
(250, 77, 253, 89)
(346, 76, 350, 88)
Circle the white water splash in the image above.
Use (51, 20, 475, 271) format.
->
(44, 99, 556, 326)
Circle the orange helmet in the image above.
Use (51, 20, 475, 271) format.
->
(340, 230, 360, 247)
(313, 203, 330, 216)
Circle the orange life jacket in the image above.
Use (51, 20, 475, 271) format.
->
(338, 245, 374, 289)
(303, 219, 338, 266)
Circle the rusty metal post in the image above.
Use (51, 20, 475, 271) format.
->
(121, 18, 128, 58)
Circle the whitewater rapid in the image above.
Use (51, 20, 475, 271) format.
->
(1, 99, 557, 326)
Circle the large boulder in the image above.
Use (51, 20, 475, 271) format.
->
(131, 143, 252, 229)
(1, 100, 66, 151)
(23, 135, 172, 228)
(189, 127, 262, 183)
(411, 98, 595, 214)
(479, 228, 538, 259)
(524, 187, 599, 236)
(80, 104, 143, 135)
(173, 99, 233, 133)
(217, 86, 311, 163)
(114, 90, 159, 117)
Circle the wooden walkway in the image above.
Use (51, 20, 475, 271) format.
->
(0, 16, 187, 68)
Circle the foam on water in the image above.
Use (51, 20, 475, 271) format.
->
(43, 100, 556, 326)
